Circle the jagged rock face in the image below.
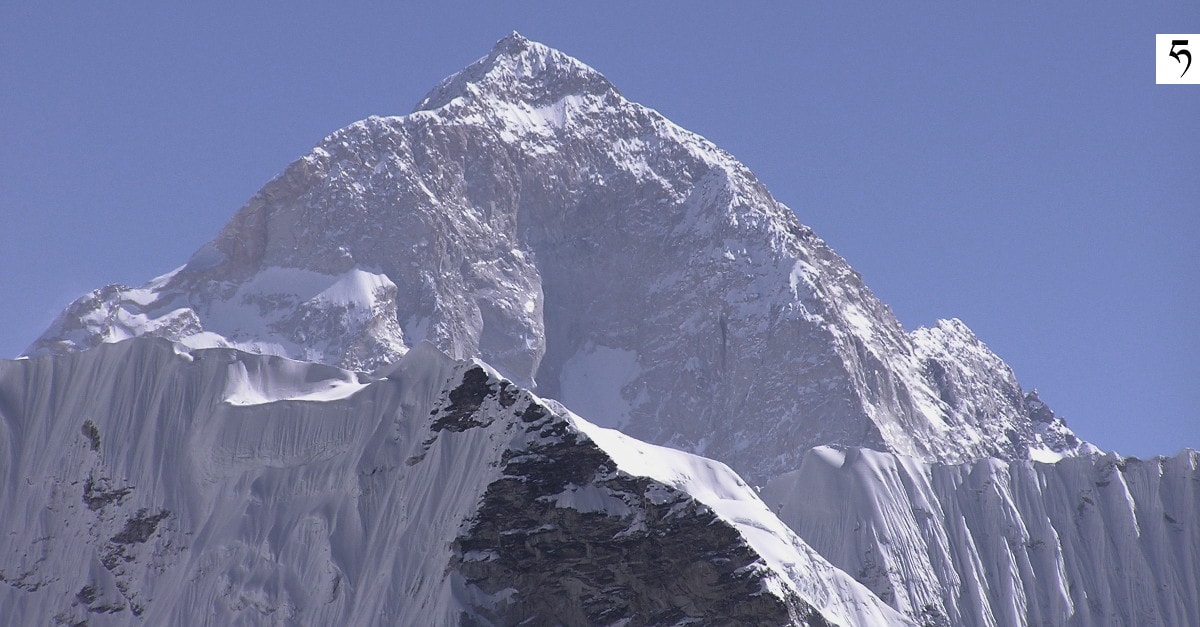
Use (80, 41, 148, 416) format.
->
(27, 33, 1083, 480)
(762, 446, 1200, 626)
(453, 403, 820, 626)
(910, 319, 1088, 463)
(0, 338, 909, 626)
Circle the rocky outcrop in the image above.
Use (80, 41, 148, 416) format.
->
(454, 400, 823, 626)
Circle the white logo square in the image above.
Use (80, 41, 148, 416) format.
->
(1157, 35, 1200, 84)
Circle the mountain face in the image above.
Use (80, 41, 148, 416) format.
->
(763, 447, 1200, 627)
(28, 33, 1083, 483)
(0, 339, 907, 626)
(10, 33, 1196, 626)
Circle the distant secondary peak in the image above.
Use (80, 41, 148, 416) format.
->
(414, 33, 619, 113)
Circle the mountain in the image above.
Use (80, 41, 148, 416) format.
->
(27, 33, 1082, 484)
(763, 447, 1200, 626)
(9, 33, 1197, 626)
(0, 338, 907, 626)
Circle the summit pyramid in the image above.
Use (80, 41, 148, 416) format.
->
(28, 34, 1083, 482)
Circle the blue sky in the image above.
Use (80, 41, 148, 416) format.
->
(2, 3, 1196, 457)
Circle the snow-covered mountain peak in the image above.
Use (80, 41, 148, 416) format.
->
(414, 32, 619, 114)
(28, 35, 1088, 480)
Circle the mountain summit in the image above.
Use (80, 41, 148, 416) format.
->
(415, 32, 620, 112)
(28, 34, 1083, 481)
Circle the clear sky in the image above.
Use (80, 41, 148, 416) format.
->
(2, 3, 1196, 457)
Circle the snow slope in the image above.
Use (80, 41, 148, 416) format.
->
(26, 33, 1085, 481)
(762, 446, 1200, 626)
(0, 339, 909, 626)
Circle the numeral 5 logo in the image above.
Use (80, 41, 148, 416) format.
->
(1169, 40, 1192, 77)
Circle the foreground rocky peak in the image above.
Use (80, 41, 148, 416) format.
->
(27, 35, 1084, 479)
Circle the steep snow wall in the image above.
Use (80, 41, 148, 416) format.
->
(762, 446, 1200, 626)
(0, 340, 908, 626)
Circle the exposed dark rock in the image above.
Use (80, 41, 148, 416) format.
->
(1023, 391, 1079, 450)
(81, 421, 101, 452)
(76, 583, 125, 614)
(923, 359, 956, 408)
(519, 403, 547, 423)
(100, 547, 128, 572)
(453, 398, 828, 626)
(112, 508, 170, 545)
(76, 585, 98, 605)
(82, 476, 132, 511)
(497, 381, 519, 408)
(432, 367, 497, 432)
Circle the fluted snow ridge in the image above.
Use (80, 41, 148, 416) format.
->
(0, 339, 909, 626)
(763, 446, 1200, 626)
